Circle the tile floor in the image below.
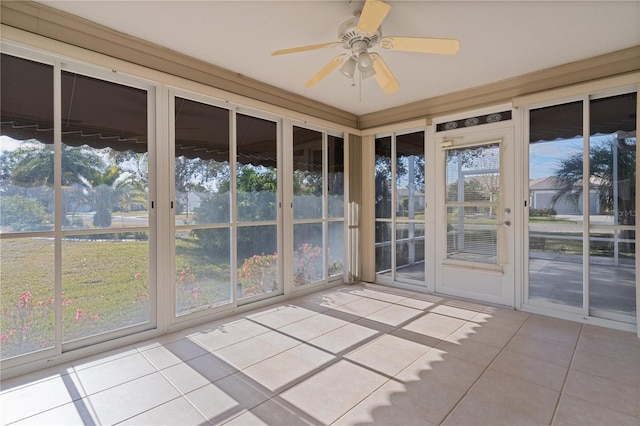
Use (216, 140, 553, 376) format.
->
(1, 283, 639, 425)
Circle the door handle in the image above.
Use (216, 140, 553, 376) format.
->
(500, 220, 511, 227)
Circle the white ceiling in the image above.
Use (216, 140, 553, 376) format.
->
(39, 1, 640, 116)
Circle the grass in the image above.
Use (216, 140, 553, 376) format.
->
(0, 235, 232, 357)
(528, 217, 574, 223)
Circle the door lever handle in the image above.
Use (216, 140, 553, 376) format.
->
(500, 220, 512, 227)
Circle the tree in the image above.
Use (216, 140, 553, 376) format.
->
(0, 195, 49, 231)
(553, 136, 636, 255)
(8, 144, 104, 225)
(553, 137, 636, 225)
(191, 164, 277, 261)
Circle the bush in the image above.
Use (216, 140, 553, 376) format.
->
(530, 207, 557, 217)
(0, 195, 49, 231)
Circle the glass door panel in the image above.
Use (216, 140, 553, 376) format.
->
(528, 101, 584, 307)
(292, 126, 324, 287)
(375, 131, 426, 285)
(375, 136, 393, 277)
(236, 114, 279, 300)
(395, 132, 425, 282)
(327, 135, 345, 279)
(174, 97, 232, 315)
(60, 71, 152, 343)
(0, 55, 56, 359)
(588, 93, 636, 322)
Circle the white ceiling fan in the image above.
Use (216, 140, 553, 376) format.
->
(271, 0, 460, 94)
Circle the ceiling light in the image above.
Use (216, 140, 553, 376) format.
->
(360, 65, 376, 79)
(357, 51, 376, 79)
(339, 56, 357, 78)
(358, 51, 373, 70)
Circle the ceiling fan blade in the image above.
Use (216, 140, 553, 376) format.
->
(271, 42, 341, 56)
(357, 0, 392, 34)
(304, 54, 349, 88)
(371, 53, 399, 94)
(381, 37, 460, 55)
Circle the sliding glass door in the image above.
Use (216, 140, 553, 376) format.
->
(1, 53, 155, 359)
(527, 91, 637, 324)
(375, 130, 426, 287)
(171, 96, 282, 315)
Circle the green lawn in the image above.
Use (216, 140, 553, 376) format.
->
(0, 235, 232, 358)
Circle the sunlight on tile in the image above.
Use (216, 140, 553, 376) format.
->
(3, 284, 638, 426)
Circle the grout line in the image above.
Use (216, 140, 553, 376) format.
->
(549, 322, 584, 425)
(439, 311, 532, 425)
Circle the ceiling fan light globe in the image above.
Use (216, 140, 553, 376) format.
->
(340, 57, 357, 78)
(360, 65, 376, 79)
(357, 51, 374, 71)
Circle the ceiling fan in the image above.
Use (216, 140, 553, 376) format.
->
(271, 0, 460, 94)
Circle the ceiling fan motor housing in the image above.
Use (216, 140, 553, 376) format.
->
(338, 18, 381, 52)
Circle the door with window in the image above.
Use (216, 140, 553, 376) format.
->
(374, 130, 427, 288)
(434, 126, 515, 306)
(526, 91, 637, 325)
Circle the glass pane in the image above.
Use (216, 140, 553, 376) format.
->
(62, 233, 150, 342)
(60, 72, 151, 341)
(293, 222, 325, 286)
(446, 207, 497, 263)
(328, 135, 344, 219)
(176, 228, 231, 316)
(175, 97, 230, 225)
(293, 126, 323, 220)
(589, 231, 636, 319)
(375, 136, 392, 219)
(1, 238, 55, 359)
(446, 144, 500, 203)
(237, 114, 277, 222)
(1, 55, 54, 233)
(396, 132, 425, 219)
(328, 221, 344, 278)
(237, 225, 278, 299)
(396, 222, 425, 281)
(528, 231, 584, 307)
(588, 92, 636, 320)
(529, 100, 584, 307)
(375, 221, 392, 275)
(61, 71, 148, 230)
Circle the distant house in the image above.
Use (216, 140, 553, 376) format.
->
(529, 176, 601, 215)
(396, 188, 425, 217)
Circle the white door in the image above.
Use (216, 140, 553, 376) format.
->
(434, 126, 515, 306)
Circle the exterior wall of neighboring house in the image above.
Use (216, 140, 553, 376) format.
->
(396, 188, 425, 217)
(529, 176, 602, 215)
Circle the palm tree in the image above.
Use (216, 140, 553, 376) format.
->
(9, 143, 104, 225)
(553, 135, 636, 257)
(553, 136, 636, 225)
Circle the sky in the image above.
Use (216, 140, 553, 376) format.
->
(528, 138, 583, 180)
